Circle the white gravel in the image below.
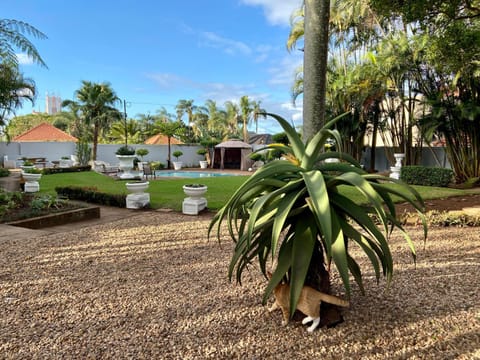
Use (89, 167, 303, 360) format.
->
(1, 211, 479, 359)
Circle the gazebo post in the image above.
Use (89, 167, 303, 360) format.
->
(220, 148, 225, 170)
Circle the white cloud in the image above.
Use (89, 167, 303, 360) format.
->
(267, 53, 302, 86)
(144, 73, 188, 89)
(16, 53, 34, 65)
(240, 0, 302, 26)
(199, 31, 252, 56)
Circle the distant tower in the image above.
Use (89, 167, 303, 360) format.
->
(45, 92, 62, 114)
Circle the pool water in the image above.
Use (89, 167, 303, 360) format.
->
(154, 170, 238, 178)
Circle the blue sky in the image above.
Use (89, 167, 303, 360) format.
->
(5, 0, 304, 135)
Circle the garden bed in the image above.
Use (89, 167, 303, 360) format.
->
(5, 204, 100, 229)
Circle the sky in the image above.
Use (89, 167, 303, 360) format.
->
(4, 0, 304, 135)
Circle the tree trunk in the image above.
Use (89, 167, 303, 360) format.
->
(303, 0, 330, 142)
(302, 0, 343, 327)
(369, 101, 381, 172)
(92, 123, 100, 160)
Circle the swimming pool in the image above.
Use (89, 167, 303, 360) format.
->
(154, 170, 238, 178)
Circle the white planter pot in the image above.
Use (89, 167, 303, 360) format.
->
(126, 181, 149, 194)
(183, 184, 207, 199)
(116, 155, 136, 179)
(21, 171, 42, 182)
(173, 161, 183, 170)
(199, 160, 208, 169)
(182, 185, 208, 215)
(394, 153, 405, 167)
(59, 159, 73, 168)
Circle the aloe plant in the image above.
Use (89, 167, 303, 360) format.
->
(209, 113, 427, 320)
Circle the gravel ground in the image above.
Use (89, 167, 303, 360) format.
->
(1, 211, 479, 359)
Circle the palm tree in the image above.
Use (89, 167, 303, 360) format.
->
(224, 100, 241, 136)
(302, 0, 330, 140)
(62, 81, 122, 160)
(0, 62, 36, 135)
(176, 99, 196, 142)
(108, 119, 141, 144)
(239, 95, 253, 142)
(135, 113, 156, 142)
(252, 100, 267, 133)
(154, 120, 184, 169)
(0, 19, 47, 68)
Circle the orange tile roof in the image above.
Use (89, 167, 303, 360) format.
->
(13, 122, 78, 142)
(144, 134, 183, 145)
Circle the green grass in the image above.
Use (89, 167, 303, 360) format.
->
(38, 171, 478, 211)
(38, 171, 249, 211)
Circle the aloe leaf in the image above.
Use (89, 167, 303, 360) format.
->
(330, 172, 389, 233)
(347, 254, 363, 295)
(264, 113, 305, 158)
(330, 213, 350, 295)
(262, 238, 293, 305)
(289, 218, 316, 317)
(271, 188, 305, 258)
(302, 170, 332, 252)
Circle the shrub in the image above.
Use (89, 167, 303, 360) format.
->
(150, 161, 165, 170)
(197, 148, 207, 158)
(0, 168, 10, 177)
(115, 145, 135, 156)
(172, 150, 183, 160)
(249, 152, 265, 162)
(400, 166, 454, 187)
(23, 168, 43, 174)
(55, 186, 126, 207)
(76, 140, 92, 166)
(43, 165, 91, 175)
(136, 148, 149, 160)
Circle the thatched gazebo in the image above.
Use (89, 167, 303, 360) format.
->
(213, 139, 252, 171)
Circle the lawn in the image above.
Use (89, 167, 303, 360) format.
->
(38, 171, 250, 211)
(38, 170, 478, 211)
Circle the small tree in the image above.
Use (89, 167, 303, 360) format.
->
(75, 140, 91, 166)
(172, 150, 183, 161)
(136, 148, 149, 162)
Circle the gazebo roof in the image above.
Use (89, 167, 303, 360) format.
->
(215, 139, 252, 149)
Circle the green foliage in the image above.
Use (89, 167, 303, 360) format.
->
(136, 148, 149, 159)
(249, 152, 265, 162)
(0, 19, 47, 67)
(425, 210, 480, 227)
(0, 189, 23, 217)
(209, 113, 427, 319)
(43, 165, 91, 175)
(0, 167, 10, 177)
(23, 168, 43, 174)
(401, 166, 454, 187)
(196, 148, 207, 157)
(172, 150, 183, 160)
(115, 145, 135, 155)
(29, 194, 63, 211)
(272, 131, 293, 145)
(76, 140, 91, 166)
(149, 161, 164, 170)
(55, 186, 126, 207)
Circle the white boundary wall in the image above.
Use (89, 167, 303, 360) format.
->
(0, 142, 205, 168)
(1, 141, 450, 172)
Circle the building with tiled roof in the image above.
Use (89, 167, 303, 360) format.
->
(13, 122, 78, 142)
